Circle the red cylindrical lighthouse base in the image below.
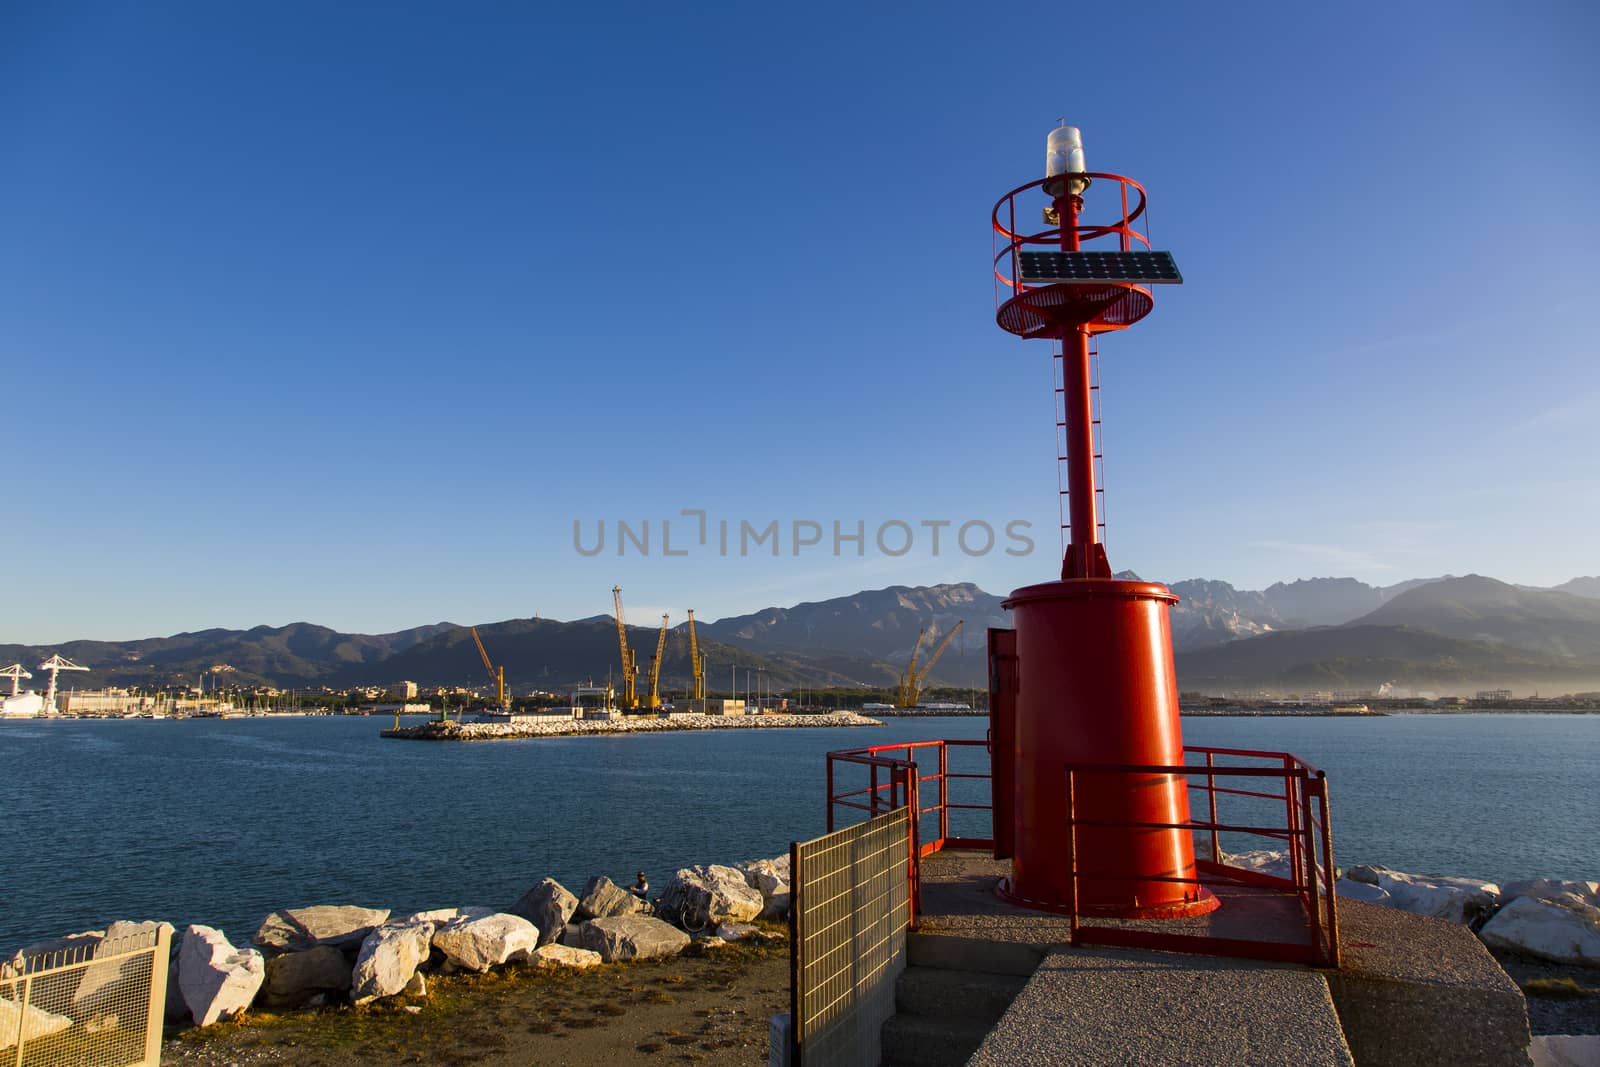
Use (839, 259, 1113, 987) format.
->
(999, 578, 1218, 918)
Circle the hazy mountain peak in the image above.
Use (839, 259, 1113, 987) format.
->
(1261, 577, 1384, 628)
(1553, 576, 1600, 600)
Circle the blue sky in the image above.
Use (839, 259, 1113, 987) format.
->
(3, 2, 1596, 643)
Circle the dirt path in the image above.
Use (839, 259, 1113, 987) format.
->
(162, 941, 788, 1067)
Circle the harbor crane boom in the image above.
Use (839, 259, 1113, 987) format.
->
(1, 663, 31, 697)
(612, 585, 638, 710)
(38, 654, 89, 715)
(898, 627, 931, 705)
(469, 626, 509, 712)
(896, 620, 965, 707)
(647, 613, 669, 709)
(686, 609, 705, 701)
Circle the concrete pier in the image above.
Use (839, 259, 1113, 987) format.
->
(879, 850, 1533, 1067)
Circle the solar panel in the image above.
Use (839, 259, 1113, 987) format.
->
(1017, 250, 1183, 285)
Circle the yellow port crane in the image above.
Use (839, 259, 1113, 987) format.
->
(646, 613, 669, 709)
(896, 619, 965, 708)
(612, 585, 639, 710)
(686, 609, 706, 701)
(470, 626, 509, 712)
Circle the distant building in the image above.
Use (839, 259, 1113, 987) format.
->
(61, 689, 155, 716)
(393, 680, 419, 700)
(1475, 689, 1513, 702)
(573, 686, 617, 720)
(700, 698, 746, 716)
(360, 702, 433, 715)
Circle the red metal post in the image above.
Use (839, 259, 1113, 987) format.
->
(988, 628, 1018, 860)
(906, 768, 922, 923)
(1052, 191, 1106, 581)
(1285, 758, 1303, 889)
(1299, 776, 1321, 959)
(1317, 777, 1341, 967)
(825, 757, 835, 833)
(1206, 752, 1220, 863)
(938, 743, 950, 846)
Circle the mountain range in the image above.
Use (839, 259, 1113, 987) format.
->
(3, 574, 1597, 697)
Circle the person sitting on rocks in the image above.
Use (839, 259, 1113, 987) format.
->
(629, 871, 649, 900)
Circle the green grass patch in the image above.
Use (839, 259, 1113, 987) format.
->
(1522, 977, 1600, 999)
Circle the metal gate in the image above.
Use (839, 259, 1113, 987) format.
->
(1, 925, 170, 1067)
(789, 806, 912, 1067)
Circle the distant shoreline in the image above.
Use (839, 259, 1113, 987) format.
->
(381, 710, 883, 741)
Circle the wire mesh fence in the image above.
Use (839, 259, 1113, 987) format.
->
(790, 806, 911, 1067)
(1, 924, 169, 1067)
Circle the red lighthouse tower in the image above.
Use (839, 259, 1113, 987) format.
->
(990, 126, 1218, 918)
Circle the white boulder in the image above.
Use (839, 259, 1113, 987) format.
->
(262, 946, 353, 1008)
(75, 920, 175, 1012)
(737, 859, 792, 919)
(508, 879, 579, 946)
(659, 865, 764, 930)
(401, 907, 495, 925)
(1479, 893, 1600, 965)
(1345, 865, 1499, 923)
(351, 921, 435, 1004)
(531, 944, 602, 970)
(1222, 850, 1293, 880)
(0, 998, 71, 1050)
(178, 925, 266, 1026)
(1500, 879, 1600, 906)
(579, 916, 690, 963)
(2, 929, 103, 977)
(1335, 877, 1391, 904)
(254, 905, 390, 953)
(431, 913, 540, 973)
(576, 876, 649, 920)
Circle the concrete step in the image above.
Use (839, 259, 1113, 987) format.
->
(894, 966, 1029, 1026)
(906, 932, 1045, 977)
(966, 946, 1355, 1067)
(880, 1013, 994, 1067)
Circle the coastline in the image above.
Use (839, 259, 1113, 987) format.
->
(381, 710, 883, 742)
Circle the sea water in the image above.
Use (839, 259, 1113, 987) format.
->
(0, 713, 1593, 948)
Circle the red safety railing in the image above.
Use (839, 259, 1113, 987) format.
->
(1064, 745, 1340, 968)
(826, 740, 994, 921)
(991, 172, 1158, 339)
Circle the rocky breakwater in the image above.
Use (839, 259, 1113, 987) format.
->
(1228, 850, 1600, 966)
(2, 852, 795, 1037)
(383, 710, 881, 741)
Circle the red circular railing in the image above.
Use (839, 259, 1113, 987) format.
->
(992, 172, 1157, 338)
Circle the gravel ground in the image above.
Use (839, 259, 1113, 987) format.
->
(1492, 949, 1600, 1036)
(161, 940, 788, 1067)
